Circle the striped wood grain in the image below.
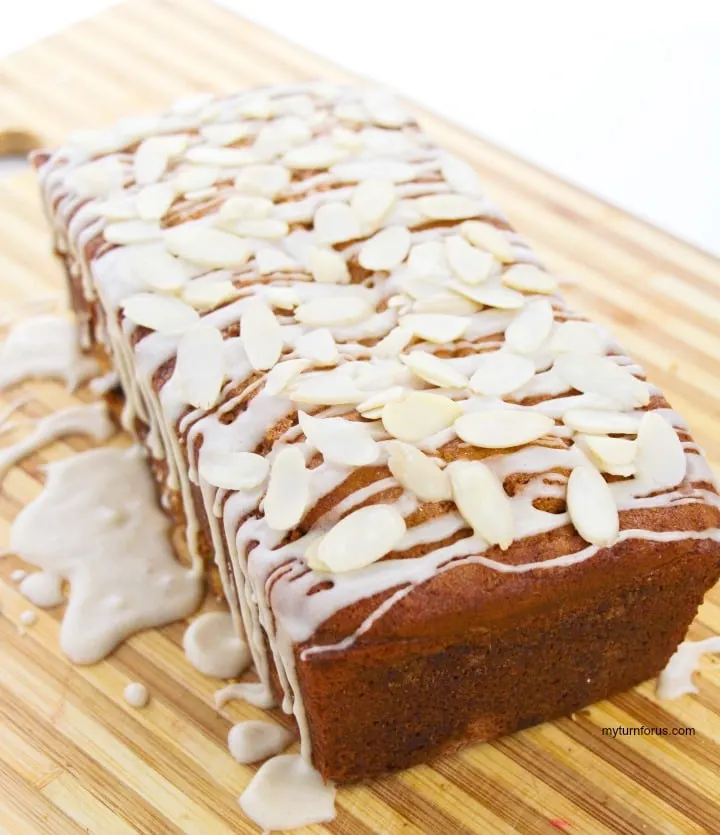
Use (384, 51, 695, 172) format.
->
(0, 1, 718, 833)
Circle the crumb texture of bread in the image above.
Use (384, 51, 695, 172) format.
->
(33, 82, 720, 781)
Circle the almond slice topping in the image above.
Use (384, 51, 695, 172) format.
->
(358, 226, 411, 271)
(283, 143, 348, 170)
(401, 351, 468, 389)
(314, 202, 362, 245)
(307, 247, 350, 284)
(371, 326, 413, 359)
(445, 235, 495, 285)
(580, 435, 637, 476)
(263, 447, 309, 531)
(504, 299, 554, 354)
(128, 245, 189, 291)
(415, 194, 483, 221)
(502, 264, 558, 295)
(440, 155, 484, 195)
(66, 158, 125, 197)
(241, 299, 282, 371)
(219, 196, 273, 221)
(122, 293, 199, 335)
(256, 248, 298, 276)
(387, 441, 452, 502)
(382, 391, 462, 442)
(198, 449, 269, 491)
(351, 179, 397, 229)
(295, 296, 373, 326)
(176, 324, 226, 409)
(567, 466, 619, 547)
(554, 353, 650, 409)
(448, 461, 514, 549)
(635, 411, 686, 490)
(233, 219, 289, 239)
(299, 411, 379, 466)
(264, 358, 311, 396)
(262, 286, 300, 310)
(93, 197, 138, 220)
(399, 313, 470, 344)
(200, 122, 253, 145)
(104, 221, 162, 245)
(450, 281, 524, 310)
(331, 160, 417, 184)
(134, 135, 186, 185)
(185, 146, 256, 166)
(318, 505, 407, 572)
(357, 386, 406, 415)
(173, 166, 220, 193)
(296, 329, 339, 366)
(181, 280, 237, 311)
(412, 293, 479, 316)
(362, 90, 410, 128)
(164, 224, 252, 268)
(469, 351, 536, 396)
(289, 372, 366, 405)
(562, 409, 642, 435)
(234, 164, 290, 198)
(455, 410, 555, 448)
(136, 183, 175, 221)
(406, 241, 448, 277)
(460, 221, 515, 263)
(550, 320, 604, 354)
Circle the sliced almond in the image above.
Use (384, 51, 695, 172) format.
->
(468, 351, 536, 396)
(388, 441, 451, 502)
(502, 264, 558, 295)
(331, 126, 364, 151)
(307, 246, 350, 284)
(241, 299, 282, 371)
(562, 408, 642, 435)
(262, 285, 300, 310)
(198, 449, 269, 491)
(234, 164, 290, 198)
(504, 299, 554, 354)
(314, 202, 362, 244)
(264, 358, 311, 396)
(448, 461, 514, 549)
(173, 166, 220, 193)
(358, 226, 411, 271)
(382, 391, 462, 442)
(104, 220, 162, 245)
(134, 135, 184, 185)
(128, 245, 189, 291)
(460, 221, 514, 263)
(415, 194, 482, 221)
(289, 372, 365, 405)
(550, 320, 604, 354)
(122, 293, 199, 335)
(406, 241, 448, 277)
(318, 505, 407, 572)
(635, 411, 686, 490)
(283, 143, 348, 170)
(66, 158, 125, 197)
(164, 224, 252, 268)
(181, 280, 236, 310)
(412, 293, 479, 316)
(332, 159, 416, 184)
(305, 534, 330, 571)
(136, 183, 175, 221)
(455, 410, 554, 448)
(399, 313, 470, 344)
(93, 197, 138, 220)
(263, 446, 309, 531)
(219, 195, 273, 221)
(299, 411, 379, 466)
(233, 219, 289, 239)
(450, 281, 524, 310)
(171, 92, 214, 116)
(567, 466, 619, 547)
(351, 179, 397, 229)
(440, 155, 483, 195)
(554, 353, 650, 409)
(185, 146, 256, 166)
(401, 351, 468, 389)
(581, 434, 637, 476)
(236, 93, 273, 119)
(357, 386, 406, 414)
(295, 296, 373, 326)
(296, 329, 339, 366)
(256, 248, 298, 275)
(445, 235, 495, 285)
(200, 122, 253, 145)
(362, 90, 410, 128)
(176, 324, 225, 409)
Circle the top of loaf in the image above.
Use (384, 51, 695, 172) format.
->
(34, 81, 719, 655)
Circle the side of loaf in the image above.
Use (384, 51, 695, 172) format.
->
(33, 82, 720, 781)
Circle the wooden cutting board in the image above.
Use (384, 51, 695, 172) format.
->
(0, 1, 719, 832)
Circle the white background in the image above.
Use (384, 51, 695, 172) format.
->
(1, 0, 719, 254)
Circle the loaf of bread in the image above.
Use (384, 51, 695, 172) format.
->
(33, 82, 720, 782)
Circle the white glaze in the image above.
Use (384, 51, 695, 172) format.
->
(182, 611, 251, 679)
(19, 572, 64, 608)
(228, 720, 294, 764)
(123, 682, 150, 708)
(10, 446, 203, 664)
(214, 681, 276, 710)
(656, 637, 720, 700)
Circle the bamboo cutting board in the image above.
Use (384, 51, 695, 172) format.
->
(1, 2, 719, 833)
